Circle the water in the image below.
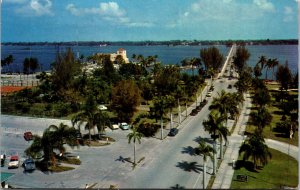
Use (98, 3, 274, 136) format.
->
(1, 45, 298, 75)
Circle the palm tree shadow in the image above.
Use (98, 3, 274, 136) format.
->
(176, 161, 202, 173)
(115, 156, 132, 164)
(194, 136, 214, 144)
(170, 184, 185, 189)
(234, 160, 258, 173)
(181, 146, 195, 156)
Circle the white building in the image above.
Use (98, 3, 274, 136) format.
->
(106, 48, 129, 63)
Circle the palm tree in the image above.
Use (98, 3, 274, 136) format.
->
(265, 59, 273, 80)
(203, 110, 229, 174)
(72, 95, 102, 142)
(127, 126, 143, 165)
(270, 58, 279, 81)
(250, 107, 272, 133)
(195, 139, 215, 189)
(25, 123, 78, 166)
(239, 131, 272, 169)
(257, 56, 267, 72)
(48, 123, 78, 156)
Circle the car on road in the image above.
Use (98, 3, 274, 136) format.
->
(24, 131, 33, 141)
(110, 123, 119, 130)
(23, 158, 36, 172)
(206, 92, 212, 97)
(190, 109, 198, 116)
(119, 122, 130, 130)
(228, 84, 232, 89)
(168, 128, 178, 136)
(8, 155, 19, 169)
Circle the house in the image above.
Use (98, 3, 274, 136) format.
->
(96, 48, 129, 64)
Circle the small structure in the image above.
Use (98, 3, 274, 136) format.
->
(97, 48, 129, 63)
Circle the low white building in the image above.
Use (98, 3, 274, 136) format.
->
(97, 48, 129, 63)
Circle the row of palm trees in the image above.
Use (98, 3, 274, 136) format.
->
(255, 55, 279, 80)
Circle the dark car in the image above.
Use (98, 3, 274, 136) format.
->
(196, 105, 202, 112)
(228, 84, 232, 89)
(190, 109, 198, 116)
(168, 128, 178, 136)
(24, 132, 33, 141)
(23, 158, 36, 171)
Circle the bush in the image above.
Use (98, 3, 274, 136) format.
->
(137, 122, 160, 137)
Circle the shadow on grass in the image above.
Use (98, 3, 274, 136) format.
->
(181, 146, 195, 156)
(115, 156, 132, 164)
(234, 160, 258, 173)
(176, 161, 202, 173)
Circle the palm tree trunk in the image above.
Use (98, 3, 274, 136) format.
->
(88, 123, 92, 142)
(160, 116, 163, 140)
(178, 99, 181, 124)
(220, 138, 223, 159)
(185, 103, 188, 118)
(134, 141, 136, 165)
(203, 159, 207, 189)
(265, 68, 268, 80)
(170, 111, 173, 129)
(213, 141, 216, 175)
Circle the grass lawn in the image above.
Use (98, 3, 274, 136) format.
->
(246, 83, 298, 146)
(231, 148, 298, 189)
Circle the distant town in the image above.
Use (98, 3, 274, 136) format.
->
(2, 39, 298, 47)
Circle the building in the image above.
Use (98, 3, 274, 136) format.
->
(97, 48, 129, 63)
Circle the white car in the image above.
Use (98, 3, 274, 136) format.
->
(111, 123, 119, 130)
(8, 155, 19, 169)
(119, 122, 130, 130)
(98, 105, 108, 111)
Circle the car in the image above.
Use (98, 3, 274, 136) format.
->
(75, 130, 82, 139)
(190, 109, 198, 116)
(8, 155, 19, 169)
(98, 105, 108, 111)
(228, 84, 232, 89)
(23, 158, 36, 171)
(24, 131, 33, 141)
(168, 128, 178, 136)
(206, 92, 212, 97)
(1, 154, 6, 167)
(119, 122, 130, 130)
(111, 123, 119, 130)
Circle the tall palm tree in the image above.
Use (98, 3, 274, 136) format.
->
(270, 58, 279, 81)
(195, 139, 215, 189)
(257, 55, 267, 72)
(127, 126, 143, 165)
(203, 110, 228, 174)
(265, 59, 273, 80)
(48, 123, 78, 156)
(250, 107, 272, 133)
(239, 131, 272, 169)
(72, 95, 103, 142)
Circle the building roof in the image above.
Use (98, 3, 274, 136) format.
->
(118, 48, 125, 51)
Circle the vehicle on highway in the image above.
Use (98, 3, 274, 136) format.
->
(119, 122, 130, 130)
(8, 155, 19, 169)
(168, 128, 178, 136)
(23, 158, 36, 172)
(1, 154, 6, 167)
(24, 131, 33, 141)
(98, 105, 108, 111)
(190, 109, 198, 116)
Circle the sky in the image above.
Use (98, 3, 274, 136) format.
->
(1, 0, 299, 42)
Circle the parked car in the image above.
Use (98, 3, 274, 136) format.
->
(98, 105, 108, 111)
(24, 131, 33, 141)
(168, 128, 179, 136)
(119, 122, 130, 130)
(1, 154, 6, 167)
(110, 123, 119, 130)
(228, 84, 232, 89)
(23, 158, 36, 171)
(190, 109, 198, 116)
(206, 92, 212, 97)
(8, 155, 19, 169)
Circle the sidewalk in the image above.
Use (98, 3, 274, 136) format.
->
(212, 93, 251, 189)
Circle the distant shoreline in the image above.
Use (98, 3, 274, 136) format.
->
(2, 39, 298, 46)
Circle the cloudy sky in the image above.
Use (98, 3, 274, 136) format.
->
(2, 0, 298, 42)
